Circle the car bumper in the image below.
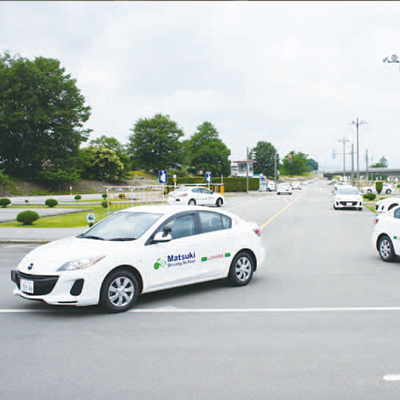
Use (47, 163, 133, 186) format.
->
(334, 201, 363, 209)
(11, 269, 101, 306)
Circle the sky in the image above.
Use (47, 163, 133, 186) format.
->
(2, 1, 400, 171)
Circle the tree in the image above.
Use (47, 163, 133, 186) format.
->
(90, 135, 131, 172)
(252, 141, 279, 178)
(280, 151, 308, 176)
(0, 169, 9, 197)
(186, 122, 230, 176)
(128, 114, 184, 172)
(370, 157, 388, 168)
(0, 53, 91, 178)
(306, 158, 319, 172)
(80, 146, 125, 182)
(39, 168, 80, 193)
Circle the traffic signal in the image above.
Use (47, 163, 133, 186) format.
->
(288, 154, 292, 164)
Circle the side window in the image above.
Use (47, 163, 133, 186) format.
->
(200, 188, 212, 194)
(192, 188, 201, 193)
(199, 212, 231, 234)
(394, 208, 400, 219)
(163, 214, 196, 240)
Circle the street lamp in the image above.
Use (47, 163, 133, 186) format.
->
(350, 118, 367, 188)
(337, 137, 350, 182)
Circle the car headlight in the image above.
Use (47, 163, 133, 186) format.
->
(57, 255, 106, 271)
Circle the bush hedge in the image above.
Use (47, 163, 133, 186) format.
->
(45, 198, 58, 208)
(0, 198, 11, 208)
(102, 193, 107, 199)
(376, 181, 383, 195)
(75, 195, 82, 200)
(363, 193, 376, 201)
(101, 200, 108, 208)
(17, 211, 40, 225)
(166, 177, 259, 192)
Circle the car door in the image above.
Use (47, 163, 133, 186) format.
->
(196, 211, 234, 278)
(391, 208, 400, 254)
(199, 188, 215, 205)
(144, 212, 202, 291)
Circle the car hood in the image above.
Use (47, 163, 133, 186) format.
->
(17, 237, 141, 274)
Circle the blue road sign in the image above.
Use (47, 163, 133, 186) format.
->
(205, 172, 212, 183)
(158, 170, 168, 184)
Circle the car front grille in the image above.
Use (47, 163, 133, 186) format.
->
(11, 271, 59, 296)
(339, 201, 358, 206)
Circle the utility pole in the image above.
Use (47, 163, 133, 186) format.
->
(350, 118, 367, 188)
(246, 147, 249, 194)
(274, 153, 277, 190)
(365, 149, 369, 186)
(351, 144, 355, 185)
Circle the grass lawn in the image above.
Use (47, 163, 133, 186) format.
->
(0, 205, 110, 228)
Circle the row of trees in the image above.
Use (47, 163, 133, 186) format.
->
(0, 52, 317, 190)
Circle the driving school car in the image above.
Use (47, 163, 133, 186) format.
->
(333, 186, 363, 211)
(167, 186, 224, 207)
(11, 205, 265, 313)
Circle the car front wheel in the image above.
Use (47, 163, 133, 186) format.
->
(216, 198, 223, 207)
(188, 199, 196, 205)
(386, 189, 392, 194)
(100, 269, 139, 313)
(228, 251, 254, 286)
(378, 236, 396, 262)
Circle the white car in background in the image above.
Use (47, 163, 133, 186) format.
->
(332, 181, 349, 194)
(373, 205, 400, 261)
(292, 181, 302, 190)
(277, 183, 292, 195)
(11, 205, 265, 312)
(333, 186, 363, 211)
(167, 186, 224, 207)
(362, 184, 395, 195)
(374, 197, 400, 213)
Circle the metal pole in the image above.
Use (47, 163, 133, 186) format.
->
(356, 118, 360, 188)
(274, 154, 277, 190)
(342, 137, 346, 182)
(351, 144, 355, 185)
(246, 147, 249, 194)
(366, 149, 369, 186)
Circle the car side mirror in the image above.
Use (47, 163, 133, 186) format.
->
(153, 226, 172, 243)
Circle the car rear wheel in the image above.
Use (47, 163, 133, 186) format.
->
(188, 199, 196, 205)
(386, 189, 392, 194)
(367, 189, 372, 194)
(100, 269, 139, 313)
(228, 251, 254, 286)
(378, 236, 396, 262)
(216, 198, 223, 207)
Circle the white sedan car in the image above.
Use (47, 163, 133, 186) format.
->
(373, 205, 400, 261)
(277, 183, 292, 195)
(362, 184, 394, 195)
(292, 182, 302, 190)
(374, 197, 400, 213)
(333, 186, 363, 211)
(11, 205, 265, 313)
(168, 186, 224, 207)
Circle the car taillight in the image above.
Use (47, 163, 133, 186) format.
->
(253, 227, 261, 237)
(375, 217, 379, 225)
(178, 193, 188, 197)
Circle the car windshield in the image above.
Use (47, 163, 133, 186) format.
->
(78, 212, 163, 241)
(337, 187, 359, 195)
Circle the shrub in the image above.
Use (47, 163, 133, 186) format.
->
(25, 199, 29, 203)
(102, 193, 107, 199)
(376, 181, 383, 195)
(101, 200, 108, 208)
(17, 211, 40, 225)
(0, 198, 11, 208)
(363, 193, 376, 201)
(45, 198, 58, 208)
(75, 195, 82, 200)
(118, 193, 125, 199)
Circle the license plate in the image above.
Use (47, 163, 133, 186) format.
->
(20, 279, 34, 294)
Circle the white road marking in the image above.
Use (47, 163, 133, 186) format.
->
(383, 375, 400, 382)
(3, 306, 400, 314)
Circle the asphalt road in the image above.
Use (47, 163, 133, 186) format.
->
(2, 181, 400, 399)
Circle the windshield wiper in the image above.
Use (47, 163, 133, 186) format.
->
(79, 235, 105, 240)
(108, 238, 137, 241)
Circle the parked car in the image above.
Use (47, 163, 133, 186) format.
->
(333, 186, 363, 211)
(167, 186, 224, 207)
(277, 183, 292, 195)
(11, 205, 266, 313)
(373, 205, 400, 261)
(362, 184, 394, 195)
(374, 197, 400, 213)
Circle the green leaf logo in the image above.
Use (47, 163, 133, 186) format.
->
(154, 258, 167, 270)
